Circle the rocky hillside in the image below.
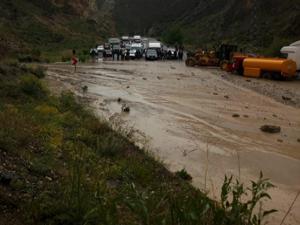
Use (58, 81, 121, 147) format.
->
(0, 0, 116, 57)
(0, 0, 299, 56)
(113, 0, 300, 53)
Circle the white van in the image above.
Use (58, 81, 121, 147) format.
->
(281, 40, 300, 71)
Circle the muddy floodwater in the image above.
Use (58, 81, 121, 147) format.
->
(46, 61, 300, 224)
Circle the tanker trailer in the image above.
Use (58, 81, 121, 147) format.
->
(243, 58, 297, 79)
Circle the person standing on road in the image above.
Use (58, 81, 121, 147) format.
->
(71, 49, 78, 72)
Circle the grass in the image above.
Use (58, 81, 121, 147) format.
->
(0, 62, 277, 225)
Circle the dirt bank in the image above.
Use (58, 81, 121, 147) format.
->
(46, 61, 300, 225)
(215, 69, 300, 108)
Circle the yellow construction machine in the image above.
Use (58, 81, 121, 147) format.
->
(185, 44, 238, 67)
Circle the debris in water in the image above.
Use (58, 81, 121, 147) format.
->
(243, 115, 249, 118)
(277, 139, 283, 143)
(157, 76, 161, 80)
(232, 114, 240, 118)
(213, 92, 218, 96)
(117, 98, 122, 103)
(143, 77, 147, 80)
(224, 95, 229, 99)
(170, 66, 176, 70)
(126, 86, 130, 89)
(272, 114, 277, 118)
(246, 79, 252, 82)
(260, 125, 281, 134)
(121, 104, 130, 113)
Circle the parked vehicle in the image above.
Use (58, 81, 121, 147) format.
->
(103, 43, 112, 57)
(133, 35, 142, 43)
(281, 40, 300, 71)
(90, 48, 98, 58)
(166, 48, 177, 59)
(97, 45, 104, 53)
(121, 36, 131, 48)
(148, 41, 163, 58)
(148, 41, 162, 49)
(186, 44, 238, 67)
(242, 58, 297, 79)
(129, 43, 143, 59)
(109, 38, 121, 60)
(145, 49, 158, 60)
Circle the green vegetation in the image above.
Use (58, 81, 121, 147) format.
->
(114, 0, 300, 54)
(0, 0, 111, 62)
(175, 169, 193, 181)
(0, 62, 277, 225)
(162, 26, 184, 46)
(1, 0, 299, 59)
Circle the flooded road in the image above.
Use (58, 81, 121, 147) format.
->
(46, 61, 300, 224)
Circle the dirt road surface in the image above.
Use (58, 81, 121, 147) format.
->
(46, 61, 300, 224)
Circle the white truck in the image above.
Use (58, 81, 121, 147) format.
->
(147, 41, 163, 58)
(281, 40, 300, 71)
(148, 41, 162, 49)
(129, 43, 143, 59)
(133, 35, 142, 43)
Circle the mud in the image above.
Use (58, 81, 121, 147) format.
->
(46, 61, 300, 224)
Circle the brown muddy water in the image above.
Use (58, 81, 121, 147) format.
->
(46, 61, 300, 224)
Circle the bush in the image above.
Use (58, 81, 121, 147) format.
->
(175, 169, 192, 181)
(20, 75, 47, 99)
(59, 91, 81, 113)
(0, 106, 37, 152)
(96, 133, 125, 157)
(30, 65, 46, 79)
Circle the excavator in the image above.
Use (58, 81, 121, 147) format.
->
(185, 44, 238, 68)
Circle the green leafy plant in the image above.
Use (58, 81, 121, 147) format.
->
(220, 172, 277, 225)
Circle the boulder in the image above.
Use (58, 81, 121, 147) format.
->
(260, 125, 281, 134)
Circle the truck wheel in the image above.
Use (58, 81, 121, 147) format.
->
(271, 73, 281, 80)
(186, 58, 196, 67)
(262, 72, 272, 79)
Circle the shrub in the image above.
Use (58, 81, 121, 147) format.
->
(18, 54, 34, 63)
(175, 169, 192, 181)
(96, 133, 125, 157)
(59, 91, 81, 113)
(0, 106, 38, 152)
(30, 65, 46, 79)
(20, 75, 47, 99)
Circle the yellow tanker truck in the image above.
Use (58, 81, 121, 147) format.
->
(242, 58, 297, 79)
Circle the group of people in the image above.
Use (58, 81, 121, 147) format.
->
(88, 44, 185, 62)
(161, 46, 184, 60)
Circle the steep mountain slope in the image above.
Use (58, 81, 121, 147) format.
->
(0, 0, 299, 56)
(0, 0, 115, 56)
(113, 0, 300, 53)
